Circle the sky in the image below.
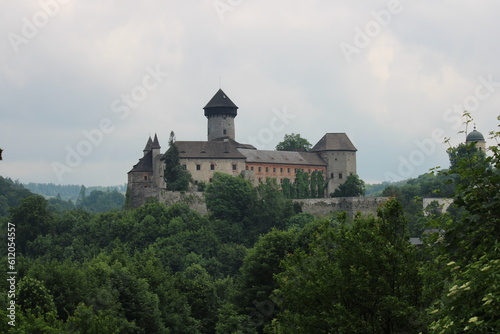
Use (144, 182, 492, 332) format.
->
(1, 0, 499, 187)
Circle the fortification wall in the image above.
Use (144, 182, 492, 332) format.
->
(293, 197, 388, 217)
(157, 190, 208, 215)
(135, 188, 386, 218)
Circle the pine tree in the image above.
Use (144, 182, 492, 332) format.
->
(164, 131, 193, 191)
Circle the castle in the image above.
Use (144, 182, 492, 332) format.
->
(127, 89, 358, 208)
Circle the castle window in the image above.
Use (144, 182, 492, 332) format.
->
(182, 165, 187, 170)
(144, 176, 148, 181)
(196, 164, 201, 170)
(251, 166, 254, 171)
(308, 169, 311, 173)
(266, 167, 269, 172)
(273, 167, 276, 172)
(258, 167, 261, 172)
(211, 164, 215, 170)
(280, 168, 283, 173)
(280, 178, 283, 184)
(287, 168, 290, 173)
(245, 166, 248, 170)
(223, 129, 227, 135)
(232, 164, 237, 171)
(209, 178, 212, 183)
(258, 178, 262, 183)
(339, 173, 343, 179)
(330, 173, 334, 179)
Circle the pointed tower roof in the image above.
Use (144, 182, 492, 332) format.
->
(143, 136, 153, 152)
(151, 134, 161, 149)
(204, 89, 238, 117)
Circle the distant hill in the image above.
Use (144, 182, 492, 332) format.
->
(23, 182, 127, 201)
(0, 176, 33, 216)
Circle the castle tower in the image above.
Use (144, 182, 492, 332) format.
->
(204, 89, 238, 141)
(466, 125, 486, 152)
(311, 133, 357, 195)
(127, 136, 157, 207)
(151, 134, 166, 189)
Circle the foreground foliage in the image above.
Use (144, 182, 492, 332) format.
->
(0, 117, 497, 333)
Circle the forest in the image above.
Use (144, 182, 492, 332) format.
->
(0, 125, 498, 333)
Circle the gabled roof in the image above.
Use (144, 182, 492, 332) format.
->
(129, 150, 153, 173)
(311, 133, 357, 152)
(170, 140, 247, 159)
(238, 148, 327, 166)
(204, 89, 238, 116)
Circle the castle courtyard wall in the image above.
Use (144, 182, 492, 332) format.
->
(153, 191, 387, 218)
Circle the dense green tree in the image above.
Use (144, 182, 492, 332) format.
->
(77, 190, 125, 213)
(448, 142, 486, 171)
(331, 173, 365, 197)
(176, 264, 219, 333)
(0, 176, 33, 216)
(427, 118, 500, 333)
(294, 170, 310, 198)
(270, 199, 425, 333)
(310, 170, 326, 198)
(235, 229, 299, 332)
(164, 131, 193, 191)
(65, 303, 137, 333)
(205, 172, 257, 223)
(17, 277, 57, 318)
(280, 178, 295, 199)
(9, 195, 53, 254)
(275, 133, 312, 151)
(250, 178, 295, 236)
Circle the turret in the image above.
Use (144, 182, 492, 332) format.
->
(466, 125, 486, 152)
(204, 89, 238, 141)
(143, 136, 153, 156)
(311, 133, 357, 195)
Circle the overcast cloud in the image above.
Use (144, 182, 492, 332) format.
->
(1, 0, 499, 186)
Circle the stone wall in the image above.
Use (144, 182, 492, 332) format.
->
(154, 191, 387, 218)
(293, 197, 389, 217)
(157, 190, 208, 215)
(131, 186, 387, 219)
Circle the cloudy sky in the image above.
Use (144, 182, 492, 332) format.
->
(1, 0, 499, 187)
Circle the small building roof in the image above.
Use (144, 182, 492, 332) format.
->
(211, 137, 256, 149)
(311, 133, 357, 152)
(238, 148, 327, 166)
(129, 150, 153, 173)
(172, 140, 247, 159)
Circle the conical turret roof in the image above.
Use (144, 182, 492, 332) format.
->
(151, 134, 161, 149)
(204, 89, 238, 116)
(143, 136, 153, 151)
